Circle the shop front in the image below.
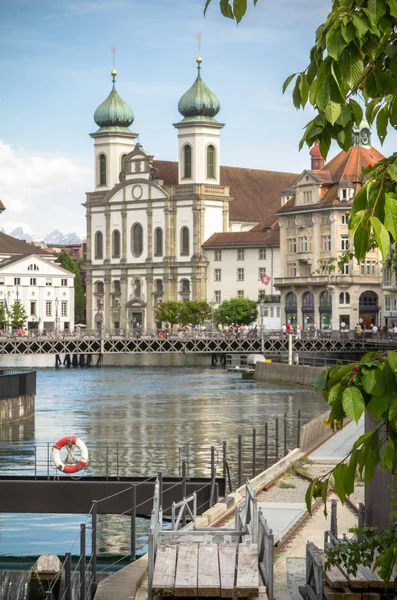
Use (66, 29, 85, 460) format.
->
(285, 291, 297, 326)
(359, 291, 379, 328)
(302, 291, 314, 330)
(319, 291, 332, 332)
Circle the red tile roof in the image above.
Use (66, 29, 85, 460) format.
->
(153, 161, 297, 225)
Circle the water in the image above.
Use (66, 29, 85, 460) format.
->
(0, 357, 327, 559)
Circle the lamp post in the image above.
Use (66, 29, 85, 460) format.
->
(55, 297, 60, 338)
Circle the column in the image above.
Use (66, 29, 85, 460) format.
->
(147, 204, 153, 260)
(104, 273, 111, 329)
(295, 290, 302, 327)
(222, 201, 228, 232)
(105, 210, 111, 263)
(120, 274, 128, 329)
(146, 272, 154, 330)
(121, 209, 127, 263)
(86, 211, 92, 264)
(86, 275, 93, 329)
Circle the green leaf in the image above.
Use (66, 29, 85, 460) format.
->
(329, 363, 356, 386)
(305, 479, 316, 514)
(376, 104, 389, 143)
(388, 398, 397, 420)
(343, 47, 364, 87)
(322, 479, 329, 517)
(388, 0, 397, 18)
(282, 73, 297, 94)
(325, 100, 341, 125)
(388, 350, 397, 371)
(383, 440, 395, 469)
(342, 387, 365, 423)
(343, 451, 358, 496)
(316, 71, 331, 110)
(353, 431, 375, 451)
(319, 129, 331, 160)
(299, 73, 309, 107)
(367, 392, 391, 417)
(349, 98, 364, 125)
(292, 76, 302, 109)
(313, 371, 327, 391)
(352, 14, 369, 37)
(204, 0, 212, 14)
(384, 192, 397, 239)
(336, 104, 352, 127)
(233, 0, 247, 23)
(328, 382, 341, 404)
(353, 219, 371, 261)
(370, 216, 390, 260)
(333, 463, 346, 502)
(219, 0, 234, 19)
(387, 160, 397, 182)
(326, 27, 347, 60)
(362, 368, 377, 394)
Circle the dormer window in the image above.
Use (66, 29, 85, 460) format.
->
(303, 191, 312, 204)
(337, 180, 354, 202)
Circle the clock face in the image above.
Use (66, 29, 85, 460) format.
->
(131, 185, 143, 200)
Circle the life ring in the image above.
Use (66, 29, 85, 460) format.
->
(52, 435, 89, 474)
(158, 331, 165, 339)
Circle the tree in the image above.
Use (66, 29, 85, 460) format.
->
(180, 300, 213, 326)
(56, 251, 85, 324)
(155, 301, 184, 329)
(0, 303, 8, 328)
(214, 298, 258, 326)
(9, 301, 27, 329)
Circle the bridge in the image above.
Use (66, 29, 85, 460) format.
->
(0, 334, 392, 355)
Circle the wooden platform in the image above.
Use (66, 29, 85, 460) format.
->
(152, 542, 261, 598)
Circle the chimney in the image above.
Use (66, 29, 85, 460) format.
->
(309, 141, 324, 170)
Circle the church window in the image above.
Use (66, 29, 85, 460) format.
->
(207, 145, 216, 179)
(112, 230, 121, 258)
(95, 231, 103, 259)
(121, 154, 127, 172)
(180, 227, 190, 256)
(132, 223, 143, 257)
(183, 145, 192, 179)
(98, 154, 107, 186)
(95, 281, 104, 294)
(154, 228, 163, 257)
(134, 279, 141, 298)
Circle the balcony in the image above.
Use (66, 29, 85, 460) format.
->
(168, 184, 230, 197)
(275, 274, 381, 288)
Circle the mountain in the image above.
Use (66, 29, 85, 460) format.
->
(44, 230, 64, 244)
(9, 227, 32, 242)
(60, 233, 82, 245)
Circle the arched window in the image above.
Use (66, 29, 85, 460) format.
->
(95, 281, 104, 294)
(113, 280, 121, 294)
(320, 291, 332, 307)
(112, 229, 121, 258)
(95, 231, 103, 259)
(359, 291, 378, 307)
(206, 145, 216, 179)
(180, 227, 190, 256)
(183, 145, 192, 179)
(286, 292, 297, 307)
(98, 154, 107, 186)
(339, 291, 350, 304)
(131, 223, 143, 257)
(180, 279, 190, 298)
(121, 153, 127, 172)
(302, 291, 314, 309)
(134, 279, 141, 298)
(154, 228, 163, 257)
(27, 264, 39, 271)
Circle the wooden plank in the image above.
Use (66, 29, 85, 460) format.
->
(198, 543, 220, 597)
(219, 543, 238, 598)
(357, 566, 394, 589)
(362, 594, 380, 600)
(325, 565, 350, 589)
(152, 544, 177, 596)
(336, 564, 370, 589)
(324, 585, 361, 600)
(174, 543, 198, 597)
(236, 543, 259, 598)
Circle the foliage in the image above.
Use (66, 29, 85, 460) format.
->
(278, 480, 296, 489)
(204, 0, 397, 263)
(155, 301, 184, 328)
(9, 301, 27, 328)
(56, 251, 85, 323)
(0, 303, 8, 328)
(180, 300, 213, 326)
(214, 298, 258, 326)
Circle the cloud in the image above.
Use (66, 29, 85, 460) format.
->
(0, 141, 91, 235)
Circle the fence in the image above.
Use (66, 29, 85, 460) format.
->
(258, 509, 274, 600)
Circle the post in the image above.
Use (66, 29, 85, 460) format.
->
(131, 484, 136, 561)
(106, 446, 109, 480)
(34, 446, 37, 479)
(182, 461, 187, 526)
(45, 592, 52, 600)
(210, 446, 216, 507)
(260, 300, 264, 355)
(158, 471, 163, 509)
(65, 552, 72, 600)
(222, 441, 227, 483)
(275, 418, 279, 462)
(47, 442, 50, 479)
(288, 332, 293, 365)
(91, 502, 97, 599)
(116, 443, 119, 480)
(297, 409, 301, 449)
(265, 422, 268, 470)
(80, 523, 86, 600)
(252, 428, 256, 478)
(238, 434, 242, 487)
(284, 412, 287, 456)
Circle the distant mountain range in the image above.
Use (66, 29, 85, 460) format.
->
(3, 227, 82, 245)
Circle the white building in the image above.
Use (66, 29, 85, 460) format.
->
(84, 61, 296, 331)
(0, 232, 75, 332)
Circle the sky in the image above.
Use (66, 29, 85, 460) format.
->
(1, 0, 396, 238)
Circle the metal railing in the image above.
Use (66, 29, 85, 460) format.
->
(258, 509, 274, 600)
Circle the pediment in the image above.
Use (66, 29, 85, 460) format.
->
(292, 170, 322, 189)
(103, 178, 169, 204)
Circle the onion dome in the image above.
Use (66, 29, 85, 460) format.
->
(178, 57, 220, 121)
(94, 70, 134, 132)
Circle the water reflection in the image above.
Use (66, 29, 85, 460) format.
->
(0, 360, 327, 557)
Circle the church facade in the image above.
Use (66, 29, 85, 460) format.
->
(84, 61, 296, 332)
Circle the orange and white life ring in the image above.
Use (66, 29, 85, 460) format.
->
(52, 435, 89, 474)
(158, 331, 165, 339)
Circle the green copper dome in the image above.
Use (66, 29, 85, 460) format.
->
(94, 70, 134, 132)
(178, 58, 220, 121)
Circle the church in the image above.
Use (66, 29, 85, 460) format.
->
(84, 59, 297, 332)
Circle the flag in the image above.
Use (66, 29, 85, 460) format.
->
(261, 274, 271, 286)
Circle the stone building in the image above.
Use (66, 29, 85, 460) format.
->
(275, 123, 384, 332)
(84, 61, 296, 332)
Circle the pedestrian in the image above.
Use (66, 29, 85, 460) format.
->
(286, 323, 292, 335)
(281, 323, 286, 338)
(296, 325, 301, 340)
(372, 323, 379, 338)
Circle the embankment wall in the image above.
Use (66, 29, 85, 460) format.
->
(254, 361, 324, 387)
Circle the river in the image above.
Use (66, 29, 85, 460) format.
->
(0, 357, 327, 560)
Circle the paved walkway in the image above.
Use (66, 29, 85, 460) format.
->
(310, 416, 364, 462)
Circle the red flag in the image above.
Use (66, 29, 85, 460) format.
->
(261, 274, 271, 285)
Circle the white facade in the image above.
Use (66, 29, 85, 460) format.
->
(204, 244, 281, 330)
(0, 254, 75, 332)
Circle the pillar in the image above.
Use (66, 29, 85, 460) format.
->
(121, 209, 127, 262)
(86, 275, 93, 329)
(120, 274, 128, 329)
(105, 209, 111, 263)
(104, 274, 111, 329)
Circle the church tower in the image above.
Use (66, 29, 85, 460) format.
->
(90, 70, 137, 191)
(174, 57, 223, 185)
